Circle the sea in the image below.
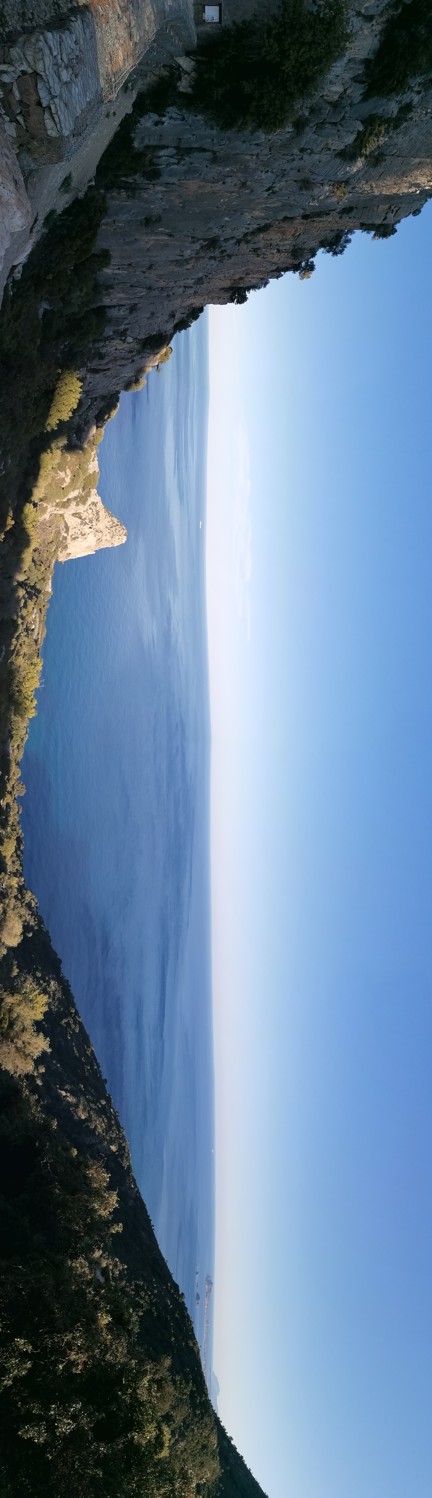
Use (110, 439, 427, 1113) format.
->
(21, 313, 215, 1377)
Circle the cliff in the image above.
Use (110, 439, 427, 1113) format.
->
(0, 0, 196, 296)
(2, 0, 432, 320)
(1, 1, 432, 1492)
(33, 430, 127, 562)
(83, 0, 432, 418)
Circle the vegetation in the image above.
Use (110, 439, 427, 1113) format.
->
(0, 178, 266, 1489)
(372, 223, 397, 239)
(156, 346, 173, 370)
(322, 230, 352, 256)
(97, 117, 161, 188)
(342, 103, 413, 161)
(0, 184, 115, 958)
(0, 970, 49, 1070)
(0, 883, 269, 1490)
(4, 24, 421, 1488)
(215, 1421, 269, 1498)
(0, 431, 109, 961)
(0, 908, 269, 1498)
(365, 0, 432, 98)
(189, 0, 347, 133)
(46, 372, 83, 432)
(0, 187, 108, 527)
(298, 258, 316, 279)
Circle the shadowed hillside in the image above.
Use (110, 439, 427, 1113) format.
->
(0, 912, 267, 1497)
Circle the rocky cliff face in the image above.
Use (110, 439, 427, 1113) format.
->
(1, 0, 432, 849)
(2, 0, 431, 314)
(0, 119, 31, 265)
(33, 432, 127, 562)
(0, 0, 196, 294)
(64, 0, 430, 422)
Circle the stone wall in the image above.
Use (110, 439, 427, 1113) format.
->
(0, 11, 101, 161)
(0, 0, 196, 164)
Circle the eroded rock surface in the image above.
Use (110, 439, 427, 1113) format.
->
(72, 0, 432, 419)
(57, 490, 127, 560)
(0, 0, 195, 161)
(0, 0, 196, 287)
(0, 120, 31, 261)
(33, 434, 127, 562)
(1, 11, 102, 156)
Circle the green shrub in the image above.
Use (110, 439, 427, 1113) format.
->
(96, 116, 159, 186)
(0, 974, 49, 1069)
(352, 113, 390, 156)
(298, 259, 316, 279)
(373, 223, 397, 239)
(11, 656, 42, 720)
(189, 0, 347, 133)
(322, 229, 352, 256)
(365, 0, 432, 96)
(0, 907, 24, 952)
(45, 371, 82, 431)
(156, 345, 172, 369)
(342, 103, 413, 161)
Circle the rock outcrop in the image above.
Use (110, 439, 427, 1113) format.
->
(64, 0, 431, 423)
(0, 119, 31, 262)
(0, 0, 196, 290)
(33, 432, 127, 562)
(0, 11, 102, 158)
(57, 488, 127, 561)
(2, 0, 431, 308)
(0, 1, 195, 162)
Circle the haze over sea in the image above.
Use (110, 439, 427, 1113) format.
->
(22, 315, 215, 1375)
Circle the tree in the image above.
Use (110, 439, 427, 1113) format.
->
(190, 0, 346, 133)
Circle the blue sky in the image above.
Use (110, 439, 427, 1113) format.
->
(206, 206, 432, 1498)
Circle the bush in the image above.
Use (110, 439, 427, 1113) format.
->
(373, 223, 397, 239)
(365, 0, 432, 97)
(0, 907, 24, 951)
(298, 259, 316, 279)
(46, 371, 82, 431)
(0, 974, 49, 1070)
(189, 0, 347, 133)
(10, 656, 42, 720)
(156, 346, 173, 369)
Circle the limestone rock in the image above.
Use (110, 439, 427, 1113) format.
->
(0, 121, 31, 264)
(57, 491, 127, 562)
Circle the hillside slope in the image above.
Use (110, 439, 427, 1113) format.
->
(0, 910, 267, 1497)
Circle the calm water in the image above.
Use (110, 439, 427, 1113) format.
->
(22, 315, 215, 1371)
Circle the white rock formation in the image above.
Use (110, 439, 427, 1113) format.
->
(57, 490, 127, 562)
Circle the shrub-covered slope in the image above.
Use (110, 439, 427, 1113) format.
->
(0, 915, 267, 1498)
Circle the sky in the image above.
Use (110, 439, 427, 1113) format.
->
(206, 206, 432, 1498)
